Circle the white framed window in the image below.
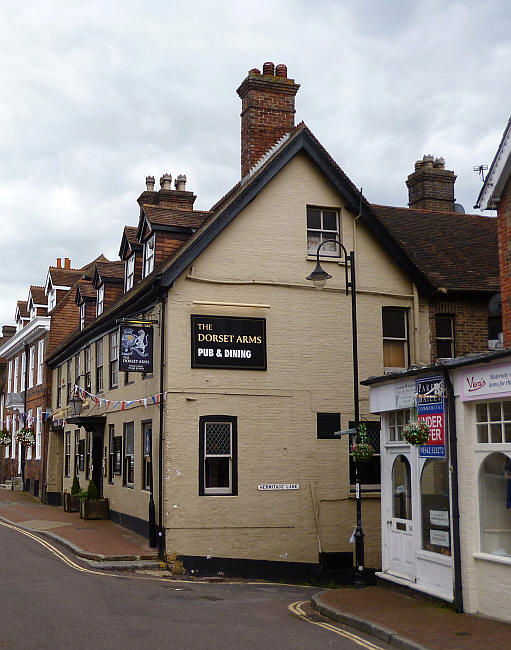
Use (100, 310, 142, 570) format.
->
(110, 331, 119, 388)
(436, 314, 455, 359)
(28, 346, 35, 389)
(479, 452, 511, 558)
(14, 356, 19, 393)
(97, 285, 104, 316)
(387, 409, 411, 442)
(16, 319, 22, 333)
(30, 303, 36, 320)
(5, 415, 9, 458)
(11, 416, 16, 458)
(125, 254, 135, 291)
(35, 406, 42, 460)
(75, 353, 81, 389)
(80, 302, 86, 330)
(143, 235, 155, 277)
(199, 416, 237, 496)
(382, 307, 409, 369)
(8, 360, 12, 394)
(37, 339, 44, 385)
(85, 346, 92, 393)
(96, 339, 104, 393)
(123, 422, 134, 488)
(306, 206, 340, 257)
(48, 288, 56, 311)
(65, 432, 71, 477)
(476, 401, 511, 443)
(20, 352, 26, 392)
(26, 409, 33, 460)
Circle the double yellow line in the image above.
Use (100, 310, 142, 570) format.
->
(288, 600, 385, 649)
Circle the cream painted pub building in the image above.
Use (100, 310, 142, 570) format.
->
(45, 63, 498, 579)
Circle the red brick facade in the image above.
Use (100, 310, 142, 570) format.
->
(498, 177, 511, 346)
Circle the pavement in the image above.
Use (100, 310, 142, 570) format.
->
(2, 489, 511, 649)
(0, 488, 160, 569)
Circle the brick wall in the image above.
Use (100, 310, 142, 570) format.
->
(237, 63, 299, 178)
(406, 158, 456, 212)
(498, 176, 511, 346)
(429, 297, 489, 362)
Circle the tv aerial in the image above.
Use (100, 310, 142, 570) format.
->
(473, 164, 488, 181)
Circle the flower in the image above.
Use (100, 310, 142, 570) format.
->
(15, 427, 35, 446)
(351, 423, 375, 463)
(403, 420, 430, 446)
(0, 429, 11, 445)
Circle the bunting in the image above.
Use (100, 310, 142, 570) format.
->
(73, 385, 167, 414)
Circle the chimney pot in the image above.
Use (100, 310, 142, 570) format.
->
(174, 174, 187, 191)
(160, 173, 172, 190)
(407, 155, 456, 211)
(249, 68, 261, 75)
(56, 258, 62, 269)
(275, 64, 287, 78)
(146, 175, 155, 191)
(422, 154, 434, 168)
(262, 61, 275, 76)
(434, 157, 445, 169)
(64, 258, 71, 269)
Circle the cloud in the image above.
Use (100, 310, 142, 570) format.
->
(0, 0, 509, 324)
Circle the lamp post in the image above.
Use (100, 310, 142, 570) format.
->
(306, 239, 366, 587)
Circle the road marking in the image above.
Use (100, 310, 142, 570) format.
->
(0, 520, 314, 589)
(288, 601, 385, 649)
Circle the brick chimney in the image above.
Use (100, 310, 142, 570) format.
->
(137, 173, 196, 212)
(237, 62, 300, 178)
(406, 155, 456, 212)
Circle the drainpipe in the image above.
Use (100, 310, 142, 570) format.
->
(158, 291, 167, 559)
(440, 366, 463, 613)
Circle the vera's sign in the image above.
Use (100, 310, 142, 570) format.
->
(191, 315, 267, 370)
(119, 324, 154, 373)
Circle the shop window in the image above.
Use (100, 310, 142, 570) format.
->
(306, 207, 340, 257)
(382, 308, 409, 369)
(476, 401, 511, 444)
(199, 416, 238, 496)
(65, 432, 71, 477)
(317, 412, 340, 439)
(123, 422, 134, 487)
(479, 453, 511, 558)
(421, 459, 451, 555)
(392, 455, 412, 520)
(349, 420, 381, 490)
(387, 409, 411, 442)
(435, 314, 455, 359)
(142, 421, 152, 491)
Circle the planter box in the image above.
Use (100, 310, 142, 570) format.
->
(63, 493, 81, 513)
(80, 498, 109, 520)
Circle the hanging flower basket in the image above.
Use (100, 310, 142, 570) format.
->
(0, 429, 11, 445)
(15, 427, 35, 446)
(402, 420, 430, 446)
(351, 423, 375, 463)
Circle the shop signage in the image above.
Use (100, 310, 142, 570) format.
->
(416, 376, 446, 458)
(191, 315, 266, 370)
(258, 483, 299, 491)
(459, 362, 511, 401)
(119, 324, 153, 373)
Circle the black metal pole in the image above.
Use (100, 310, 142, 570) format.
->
(348, 251, 365, 587)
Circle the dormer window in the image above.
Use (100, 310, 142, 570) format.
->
(30, 303, 36, 320)
(48, 289, 56, 311)
(16, 319, 22, 333)
(125, 254, 135, 291)
(143, 235, 155, 277)
(80, 302, 86, 330)
(97, 285, 104, 316)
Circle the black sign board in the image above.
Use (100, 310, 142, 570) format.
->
(119, 324, 153, 373)
(191, 315, 267, 370)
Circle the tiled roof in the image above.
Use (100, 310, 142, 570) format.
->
(48, 267, 83, 287)
(76, 280, 96, 300)
(371, 204, 499, 292)
(124, 226, 141, 247)
(16, 301, 29, 318)
(80, 254, 109, 278)
(142, 205, 211, 229)
(95, 261, 125, 282)
(29, 286, 47, 304)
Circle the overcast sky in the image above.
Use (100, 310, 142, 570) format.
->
(1, 0, 509, 325)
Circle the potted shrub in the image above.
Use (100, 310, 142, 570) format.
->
(79, 479, 109, 520)
(402, 403, 431, 446)
(0, 429, 11, 446)
(63, 476, 81, 513)
(15, 426, 35, 447)
(350, 423, 375, 463)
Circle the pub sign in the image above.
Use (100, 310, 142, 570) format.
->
(119, 324, 154, 373)
(191, 315, 267, 370)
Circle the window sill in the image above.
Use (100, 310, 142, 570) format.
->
(474, 551, 511, 565)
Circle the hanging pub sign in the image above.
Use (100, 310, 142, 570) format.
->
(191, 315, 267, 370)
(416, 376, 446, 459)
(119, 324, 154, 373)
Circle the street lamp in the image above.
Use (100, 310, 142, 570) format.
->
(306, 239, 366, 587)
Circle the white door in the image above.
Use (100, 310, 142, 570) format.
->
(387, 454, 415, 580)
